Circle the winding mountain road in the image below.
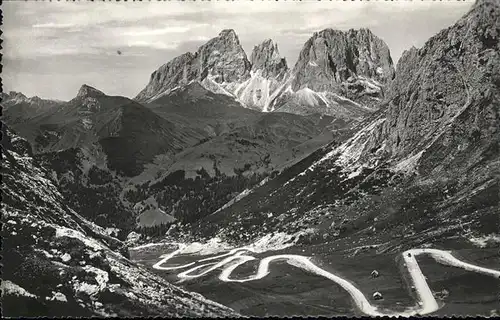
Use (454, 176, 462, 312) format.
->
(152, 245, 500, 316)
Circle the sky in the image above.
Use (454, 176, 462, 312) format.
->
(3, 0, 475, 101)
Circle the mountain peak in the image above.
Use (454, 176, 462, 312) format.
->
(2, 91, 27, 100)
(218, 29, 240, 44)
(291, 27, 395, 92)
(135, 29, 252, 102)
(219, 29, 237, 37)
(261, 38, 276, 47)
(76, 84, 105, 99)
(349, 27, 373, 34)
(474, 0, 498, 6)
(250, 39, 288, 78)
(312, 28, 376, 40)
(259, 39, 281, 55)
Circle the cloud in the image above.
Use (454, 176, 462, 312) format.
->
(122, 26, 192, 37)
(126, 41, 179, 50)
(32, 22, 77, 29)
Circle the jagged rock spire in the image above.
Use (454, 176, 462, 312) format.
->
(250, 39, 288, 78)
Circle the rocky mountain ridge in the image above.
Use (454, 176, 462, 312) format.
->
(3, 85, 202, 175)
(1, 91, 65, 123)
(135, 27, 395, 119)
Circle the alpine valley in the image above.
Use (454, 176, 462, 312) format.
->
(2, 0, 499, 317)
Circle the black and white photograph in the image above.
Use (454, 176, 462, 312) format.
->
(1, 0, 499, 317)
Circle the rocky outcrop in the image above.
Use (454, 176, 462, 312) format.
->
(134, 52, 197, 102)
(1, 91, 30, 106)
(382, 0, 499, 166)
(291, 28, 394, 92)
(1, 128, 237, 317)
(134, 32, 291, 110)
(1, 91, 63, 109)
(196, 29, 252, 83)
(135, 29, 251, 103)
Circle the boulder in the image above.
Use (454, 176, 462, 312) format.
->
(373, 291, 383, 300)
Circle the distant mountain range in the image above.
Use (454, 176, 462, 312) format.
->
(135, 27, 394, 119)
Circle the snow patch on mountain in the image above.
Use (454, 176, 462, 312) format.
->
(335, 118, 386, 167)
(47, 291, 68, 302)
(468, 234, 500, 248)
(234, 70, 277, 112)
(81, 118, 93, 130)
(200, 75, 237, 98)
(250, 230, 313, 253)
(55, 226, 107, 252)
(393, 150, 424, 173)
(130, 242, 173, 251)
(1, 280, 38, 298)
(146, 229, 316, 260)
(213, 188, 252, 214)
